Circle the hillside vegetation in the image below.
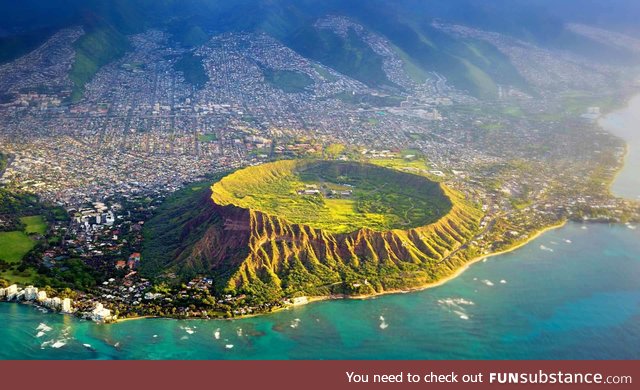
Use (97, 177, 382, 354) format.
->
(69, 22, 130, 101)
(287, 27, 392, 88)
(140, 177, 228, 279)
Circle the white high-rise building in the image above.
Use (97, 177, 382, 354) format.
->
(105, 211, 115, 226)
(37, 291, 47, 302)
(24, 286, 39, 301)
(5, 285, 18, 300)
(51, 297, 62, 310)
(61, 298, 72, 313)
(91, 302, 113, 322)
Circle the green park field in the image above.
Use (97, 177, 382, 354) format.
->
(0, 215, 46, 283)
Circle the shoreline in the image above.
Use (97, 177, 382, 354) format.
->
(598, 92, 640, 201)
(333, 220, 568, 302)
(110, 220, 568, 323)
(606, 142, 628, 198)
(113, 295, 334, 323)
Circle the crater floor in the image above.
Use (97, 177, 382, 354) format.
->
(212, 160, 452, 234)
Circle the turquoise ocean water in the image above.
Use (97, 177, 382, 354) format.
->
(1, 222, 639, 359)
(1, 97, 639, 360)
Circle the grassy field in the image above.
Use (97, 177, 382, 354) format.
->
(198, 133, 218, 142)
(21, 215, 47, 234)
(0, 215, 45, 284)
(0, 231, 36, 263)
(212, 160, 451, 234)
(368, 157, 428, 170)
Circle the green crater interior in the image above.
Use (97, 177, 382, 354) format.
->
(212, 160, 452, 234)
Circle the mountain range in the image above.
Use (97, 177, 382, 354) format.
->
(2, 0, 639, 99)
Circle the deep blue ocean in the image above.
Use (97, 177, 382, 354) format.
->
(1, 97, 639, 360)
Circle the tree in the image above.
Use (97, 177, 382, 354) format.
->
(325, 143, 346, 159)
